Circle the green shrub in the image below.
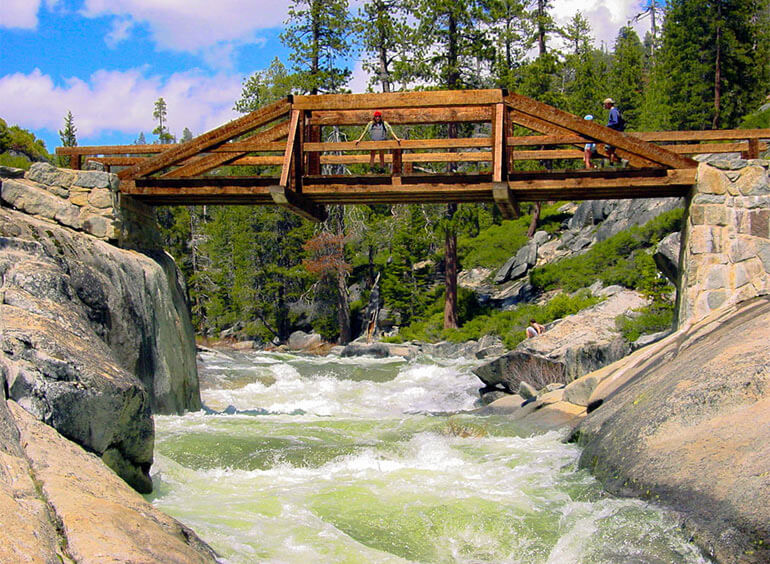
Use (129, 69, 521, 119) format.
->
(530, 208, 683, 293)
(616, 303, 675, 342)
(394, 289, 601, 349)
(0, 152, 32, 169)
(458, 202, 569, 269)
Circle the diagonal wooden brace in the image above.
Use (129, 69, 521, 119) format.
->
(269, 185, 327, 222)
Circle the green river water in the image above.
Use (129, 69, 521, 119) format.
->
(146, 350, 710, 563)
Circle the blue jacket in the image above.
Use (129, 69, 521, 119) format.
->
(607, 107, 621, 130)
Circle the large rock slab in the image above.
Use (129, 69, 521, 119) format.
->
(474, 290, 645, 392)
(0, 208, 200, 415)
(0, 380, 69, 563)
(574, 297, 770, 563)
(8, 400, 218, 563)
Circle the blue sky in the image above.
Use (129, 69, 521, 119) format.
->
(1, 0, 652, 154)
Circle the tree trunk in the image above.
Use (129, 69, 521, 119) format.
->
(443, 203, 458, 329)
(537, 0, 547, 57)
(527, 201, 541, 238)
(712, 2, 722, 129)
(336, 270, 352, 344)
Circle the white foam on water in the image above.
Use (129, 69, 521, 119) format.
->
(149, 352, 711, 563)
(200, 355, 481, 417)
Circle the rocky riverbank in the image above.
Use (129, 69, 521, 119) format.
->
(1, 164, 216, 560)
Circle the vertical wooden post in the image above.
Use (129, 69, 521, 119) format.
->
(307, 121, 321, 175)
(71, 153, 81, 170)
(392, 148, 402, 177)
(492, 103, 506, 183)
(505, 105, 515, 173)
(747, 138, 760, 160)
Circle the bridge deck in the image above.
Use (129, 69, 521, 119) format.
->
(56, 89, 767, 222)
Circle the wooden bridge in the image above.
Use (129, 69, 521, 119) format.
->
(56, 90, 769, 222)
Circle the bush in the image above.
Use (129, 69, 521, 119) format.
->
(616, 303, 675, 342)
(394, 289, 601, 349)
(530, 208, 683, 293)
(458, 202, 569, 269)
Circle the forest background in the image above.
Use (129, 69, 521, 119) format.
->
(2, 0, 769, 346)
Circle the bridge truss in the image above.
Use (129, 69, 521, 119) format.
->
(56, 90, 769, 222)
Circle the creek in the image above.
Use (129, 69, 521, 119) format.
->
(147, 350, 709, 563)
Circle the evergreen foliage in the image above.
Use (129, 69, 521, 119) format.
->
(58, 111, 78, 147)
(0, 118, 50, 167)
(152, 97, 175, 144)
(281, 0, 353, 94)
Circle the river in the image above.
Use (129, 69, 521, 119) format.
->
(146, 349, 710, 563)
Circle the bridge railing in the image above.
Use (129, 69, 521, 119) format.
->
(57, 129, 768, 174)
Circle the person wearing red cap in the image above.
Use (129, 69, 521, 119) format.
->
(355, 110, 401, 171)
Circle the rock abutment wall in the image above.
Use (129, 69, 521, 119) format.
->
(0, 163, 201, 492)
(678, 158, 770, 325)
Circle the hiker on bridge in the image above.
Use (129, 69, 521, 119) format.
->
(355, 111, 401, 172)
(583, 114, 597, 169)
(603, 98, 624, 165)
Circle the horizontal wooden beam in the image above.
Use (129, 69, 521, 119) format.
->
(666, 141, 768, 154)
(304, 138, 492, 152)
(292, 89, 505, 110)
(57, 144, 170, 156)
(634, 129, 770, 142)
(307, 106, 492, 126)
(88, 157, 146, 166)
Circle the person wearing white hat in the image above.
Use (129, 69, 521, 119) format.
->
(583, 114, 597, 169)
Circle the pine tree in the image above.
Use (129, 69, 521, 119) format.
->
(152, 97, 175, 144)
(408, 0, 495, 329)
(58, 111, 77, 147)
(562, 14, 609, 119)
(356, 0, 413, 92)
(609, 26, 645, 129)
(281, 0, 353, 94)
(655, 0, 770, 130)
(234, 57, 296, 114)
(180, 128, 193, 143)
(488, 0, 532, 89)
(134, 132, 147, 145)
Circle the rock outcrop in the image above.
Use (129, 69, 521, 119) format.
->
(573, 297, 770, 564)
(473, 289, 646, 396)
(1, 165, 202, 490)
(0, 394, 217, 563)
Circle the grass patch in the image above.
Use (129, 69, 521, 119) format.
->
(0, 152, 33, 169)
(458, 202, 570, 269)
(390, 289, 601, 349)
(615, 303, 675, 342)
(529, 208, 683, 294)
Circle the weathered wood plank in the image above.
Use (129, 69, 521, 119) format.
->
(307, 106, 493, 126)
(57, 144, 169, 155)
(506, 92, 697, 169)
(292, 89, 504, 110)
(507, 168, 696, 190)
(633, 129, 770, 142)
(492, 181, 518, 219)
(118, 98, 291, 180)
(280, 110, 302, 189)
(493, 103, 505, 183)
(304, 138, 492, 151)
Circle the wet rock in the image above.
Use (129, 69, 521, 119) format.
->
(8, 400, 218, 563)
(341, 342, 390, 358)
(287, 330, 323, 351)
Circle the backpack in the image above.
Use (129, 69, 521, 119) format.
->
(615, 109, 626, 131)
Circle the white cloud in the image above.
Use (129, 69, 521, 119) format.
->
(0, 0, 42, 29)
(105, 17, 135, 48)
(0, 68, 243, 144)
(80, 0, 288, 52)
(551, 0, 651, 48)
